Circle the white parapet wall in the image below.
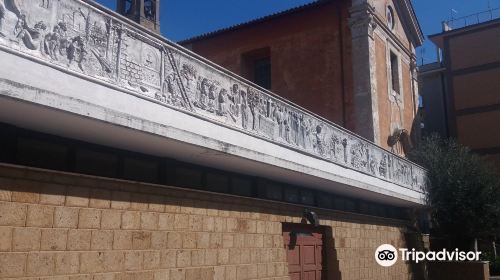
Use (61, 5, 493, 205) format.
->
(0, 0, 427, 206)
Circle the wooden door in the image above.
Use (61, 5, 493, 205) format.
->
(283, 224, 325, 280)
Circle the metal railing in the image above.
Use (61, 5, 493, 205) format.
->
(443, 7, 500, 31)
(0, 0, 427, 193)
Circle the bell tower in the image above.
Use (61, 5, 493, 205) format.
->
(117, 0, 160, 33)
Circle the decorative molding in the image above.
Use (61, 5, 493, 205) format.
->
(0, 0, 427, 193)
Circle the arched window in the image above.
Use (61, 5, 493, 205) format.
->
(387, 6, 395, 30)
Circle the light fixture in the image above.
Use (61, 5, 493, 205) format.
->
(303, 209, 320, 227)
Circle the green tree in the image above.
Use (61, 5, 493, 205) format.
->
(408, 134, 500, 249)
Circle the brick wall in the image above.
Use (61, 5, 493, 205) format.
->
(0, 164, 415, 280)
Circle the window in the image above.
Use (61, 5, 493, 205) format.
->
(387, 6, 395, 30)
(317, 193, 333, 209)
(230, 176, 254, 197)
(300, 189, 316, 206)
(284, 187, 300, 203)
(390, 52, 400, 94)
(174, 166, 203, 188)
(75, 148, 118, 177)
(242, 48, 271, 90)
(16, 137, 68, 170)
(123, 157, 159, 183)
(253, 57, 271, 90)
(1, 123, 413, 221)
(144, 0, 157, 20)
(205, 172, 230, 193)
(123, 0, 133, 15)
(257, 180, 282, 201)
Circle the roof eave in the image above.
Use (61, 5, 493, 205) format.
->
(400, 0, 425, 46)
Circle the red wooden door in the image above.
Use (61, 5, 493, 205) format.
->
(283, 224, 325, 280)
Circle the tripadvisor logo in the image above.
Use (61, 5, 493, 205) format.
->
(375, 244, 398, 267)
(375, 244, 482, 267)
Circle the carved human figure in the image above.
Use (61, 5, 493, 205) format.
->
(314, 125, 324, 155)
(350, 142, 368, 169)
(379, 155, 388, 177)
(15, 15, 47, 50)
(216, 88, 227, 116)
(180, 64, 197, 101)
(304, 118, 314, 150)
(284, 118, 291, 143)
(329, 134, 340, 160)
(240, 89, 248, 129)
(208, 83, 217, 113)
(44, 22, 67, 60)
(274, 107, 283, 138)
(197, 78, 209, 109)
(40, 0, 50, 8)
(230, 84, 240, 116)
(291, 112, 299, 145)
(67, 36, 87, 72)
(247, 89, 258, 130)
(298, 115, 306, 148)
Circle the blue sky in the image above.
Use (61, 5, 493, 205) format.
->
(96, 0, 500, 64)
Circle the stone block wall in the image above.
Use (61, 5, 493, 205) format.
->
(428, 261, 490, 280)
(0, 164, 414, 280)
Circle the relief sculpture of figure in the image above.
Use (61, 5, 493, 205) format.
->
(240, 89, 248, 129)
(196, 78, 209, 110)
(43, 22, 67, 60)
(0, 0, 5, 37)
(298, 115, 306, 148)
(15, 14, 47, 50)
(227, 84, 240, 122)
(274, 107, 283, 139)
(207, 83, 217, 113)
(180, 64, 197, 102)
(284, 118, 290, 143)
(313, 125, 324, 155)
(216, 88, 227, 116)
(40, 0, 50, 8)
(67, 36, 87, 72)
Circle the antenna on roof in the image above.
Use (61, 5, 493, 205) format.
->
(450, 8, 459, 20)
(420, 48, 425, 66)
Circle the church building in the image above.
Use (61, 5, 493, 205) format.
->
(0, 0, 427, 279)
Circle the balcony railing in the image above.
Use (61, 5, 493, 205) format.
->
(443, 7, 500, 31)
(0, 0, 427, 193)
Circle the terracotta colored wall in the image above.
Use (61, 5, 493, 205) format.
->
(374, 36, 416, 151)
(375, 36, 391, 149)
(183, 1, 351, 127)
(0, 164, 416, 280)
(456, 111, 500, 150)
(373, 0, 412, 51)
(448, 25, 500, 71)
(453, 68, 500, 110)
(402, 63, 416, 135)
(444, 23, 500, 170)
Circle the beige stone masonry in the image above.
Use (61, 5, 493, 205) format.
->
(0, 164, 413, 280)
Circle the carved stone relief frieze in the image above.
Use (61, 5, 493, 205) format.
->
(0, 0, 427, 193)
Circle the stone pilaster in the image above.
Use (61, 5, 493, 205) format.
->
(349, 1, 380, 144)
